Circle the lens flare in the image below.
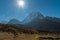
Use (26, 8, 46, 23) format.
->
(17, 0, 25, 8)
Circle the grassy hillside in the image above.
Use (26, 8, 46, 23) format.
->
(0, 24, 60, 40)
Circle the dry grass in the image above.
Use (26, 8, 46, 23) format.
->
(0, 32, 39, 40)
(0, 32, 60, 40)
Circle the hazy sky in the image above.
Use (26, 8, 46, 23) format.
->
(0, 0, 60, 22)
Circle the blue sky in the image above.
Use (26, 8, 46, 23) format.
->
(0, 0, 60, 22)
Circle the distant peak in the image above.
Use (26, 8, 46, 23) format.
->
(8, 18, 21, 24)
(10, 18, 19, 21)
(23, 11, 44, 24)
(29, 12, 44, 19)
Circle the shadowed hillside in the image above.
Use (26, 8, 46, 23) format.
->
(23, 12, 60, 34)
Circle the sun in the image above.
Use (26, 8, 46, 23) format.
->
(17, 0, 25, 8)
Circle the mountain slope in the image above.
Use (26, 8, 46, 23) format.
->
(23, 12, 60, 34)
